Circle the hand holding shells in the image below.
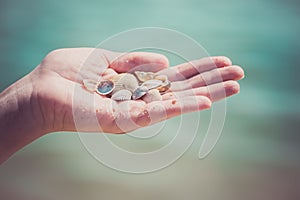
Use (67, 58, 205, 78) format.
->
(26, 48, 244, 134)
(0, 47, 244, 164)
(77, 49, 243, 133)
(83, 71, 170, 103)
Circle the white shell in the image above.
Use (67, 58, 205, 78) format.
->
(134, 71, 155, 82)
(142, 89, 162, 103)
(141, 79, 163, 90)
(132, 86, 149, 100)
(111, 73, 139, 93)
(83, 79, 98, 92)
(154, 74, 168, 82)
(111, 89, 132, 101)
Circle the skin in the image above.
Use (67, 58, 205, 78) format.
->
(0, 48, 244, 163)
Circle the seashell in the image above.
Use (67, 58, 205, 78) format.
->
(83, 79, 98, 92)
(154, 74, 168, 82)
(111, 73, 139, 93)
(111, 89, 132, 101)
(141, 79, 163, 90)
(142, 89, 162, 103)
(134, 71, 155, 82)
(96, 80, 115, 95)
(157, 80, 171, 93)
(132, 86, 149, 100)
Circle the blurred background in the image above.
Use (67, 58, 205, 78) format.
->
(1, 0, 300, 199)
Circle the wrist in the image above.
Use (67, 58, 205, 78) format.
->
(0, 72, 48, 163)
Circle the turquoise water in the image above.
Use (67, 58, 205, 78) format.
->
(1, 0, 300, 199)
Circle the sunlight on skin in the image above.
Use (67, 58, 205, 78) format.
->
(0, 48, 244, 163)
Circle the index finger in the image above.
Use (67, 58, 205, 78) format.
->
(109, 52, 170, 73)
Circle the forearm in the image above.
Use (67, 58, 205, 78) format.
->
(0, 74, 45, 163)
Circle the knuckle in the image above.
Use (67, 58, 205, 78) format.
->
(42, 48, 66, 64)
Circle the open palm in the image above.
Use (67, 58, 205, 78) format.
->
(32, 48, 244, 134)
